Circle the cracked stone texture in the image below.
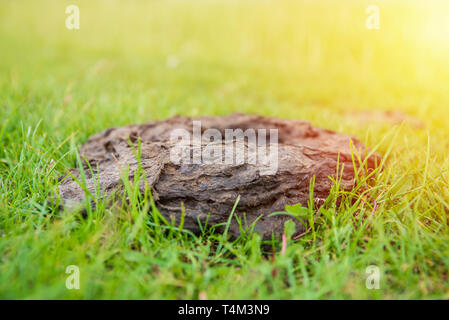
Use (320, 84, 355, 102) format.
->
(58, 113, 380, 239)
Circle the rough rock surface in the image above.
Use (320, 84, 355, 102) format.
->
(58, 113, 379, 239)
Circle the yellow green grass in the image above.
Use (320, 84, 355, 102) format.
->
(1, 0, 449, 299)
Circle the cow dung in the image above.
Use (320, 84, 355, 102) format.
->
(58, 113, 379, 239)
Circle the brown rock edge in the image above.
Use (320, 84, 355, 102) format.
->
(58, 113, 380, 239)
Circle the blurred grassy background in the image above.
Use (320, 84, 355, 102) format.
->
(2, 0, 449, 134)
(1, 0, 449, 299)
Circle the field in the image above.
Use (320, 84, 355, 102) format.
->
(1, 0, 449, 299)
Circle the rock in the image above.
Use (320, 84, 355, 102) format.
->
(58, 113, 379, 239)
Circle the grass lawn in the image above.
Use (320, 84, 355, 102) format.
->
(1, 0, 449, 299)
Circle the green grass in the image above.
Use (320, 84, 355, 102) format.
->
(1, 0, 449, 299)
